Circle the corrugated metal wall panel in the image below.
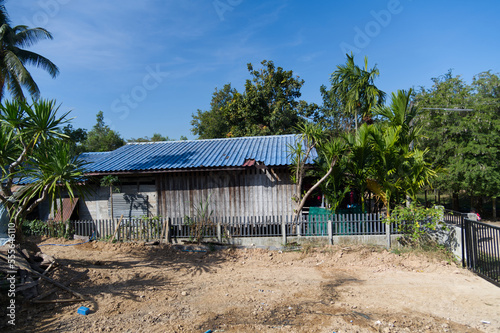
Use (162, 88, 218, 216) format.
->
(110, 193, 149, 219)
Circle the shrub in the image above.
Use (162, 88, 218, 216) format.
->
(22, 219, 74, 239)
(385, 203, 447, 247)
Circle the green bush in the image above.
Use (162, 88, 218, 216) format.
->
(385, 203, 447, 247)
(22, 219, 74, 239)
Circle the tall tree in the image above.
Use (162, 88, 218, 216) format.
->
(191, 60, 312, 139)
(0, 1, 59, 101)
(191, 83, 240, 139)
(289, 122, 346, 220)
(327, 54, 385, 131)
(414, 70, 500, 213)
(344, 123, 373, 212)
(82, 111, 125, 152)
(371, 90, 436, 206)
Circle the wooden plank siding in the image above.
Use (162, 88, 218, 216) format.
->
(158, 168, 294, 219)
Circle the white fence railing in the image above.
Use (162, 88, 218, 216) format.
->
(71, 213, 396, 243)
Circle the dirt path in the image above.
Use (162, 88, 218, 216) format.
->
(6, 239, 500, 332)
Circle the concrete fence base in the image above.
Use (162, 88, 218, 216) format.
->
(170, 234, 404, 250)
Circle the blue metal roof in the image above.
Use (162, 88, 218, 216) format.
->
(80, 134, 317, 173)
(79, 151, 111, 165)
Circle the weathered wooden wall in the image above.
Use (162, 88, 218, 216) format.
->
(157, 168, 294, 218)
(70, 168, 293, 221)
(78, 182, 157, 220)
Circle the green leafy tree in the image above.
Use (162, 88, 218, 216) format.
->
(414, 70, 500, 214)
(82, 111, 125, 152)
(369, 90, 437, 214)
(289, 122, 346, 220)
(327, 54, 385, 131)
(191, 60, 312, 138)
(61, 124, 87, 154)
(191, 83, 239, 139)
(0, 99, 87, 238)
(344, 123, 373, 212)
(313, 84, 350, 136)
(470, 71, 500, 213)
(127, 133, 185, 142)
(0, 1, 59, 101)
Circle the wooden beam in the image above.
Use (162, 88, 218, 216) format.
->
(33, 269, 88, 301)
(111, 215, 124, 242)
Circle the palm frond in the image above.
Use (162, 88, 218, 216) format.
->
(12, 26, 53, 48)
(14, 49, 59, 78)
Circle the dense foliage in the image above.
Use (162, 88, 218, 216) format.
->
(127, 133, 188, 143)
(414, 70, 500, 210)
(0, 99, 88, 237)
(191, 60, 316, 138)
(81, 111, 125, 152)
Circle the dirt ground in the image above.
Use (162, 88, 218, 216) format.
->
(4, 237, 500, 333)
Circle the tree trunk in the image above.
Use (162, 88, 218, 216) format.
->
(14, 215, 24, 243)
(385, 190, 391, 249)
(293, 158, 337, 222)
(110, 185, 114, 219)
(493, 197, 497, 221)
(452, 191, 459, 211)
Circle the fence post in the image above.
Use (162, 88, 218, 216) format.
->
(282, 216, 287, 245)
(327, 216, 333, 245)
(297, 214, 301, 238)
(165, 218, 171, 244)
(385, 215, 391, 249)
(461, 214, 466, 267)
(217, 217, 222, 243)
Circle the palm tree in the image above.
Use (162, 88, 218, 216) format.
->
(368, 90, 437, 215)
(345, 123, 373, 212)
(372, 89, 421, 148)
(0, 99, 82, 238)
(0, 1, 59, 101)
(330, 54, 385, 131)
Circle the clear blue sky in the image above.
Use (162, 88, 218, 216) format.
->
(6, 0, 500, 140)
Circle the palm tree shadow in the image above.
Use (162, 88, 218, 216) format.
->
(14, 245, 236, 332)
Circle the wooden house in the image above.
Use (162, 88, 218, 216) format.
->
(52, 134, 316, 221)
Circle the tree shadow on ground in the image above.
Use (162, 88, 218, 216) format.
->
(9, 242, 238, 332)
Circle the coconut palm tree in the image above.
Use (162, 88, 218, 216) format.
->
(0, 1, 59, 101)
(330, 54, 385, 131)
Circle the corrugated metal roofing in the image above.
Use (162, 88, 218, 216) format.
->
(80, 134, 317, 174)
(53, 198, 79, 222)
(79, 151, 111, 165)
